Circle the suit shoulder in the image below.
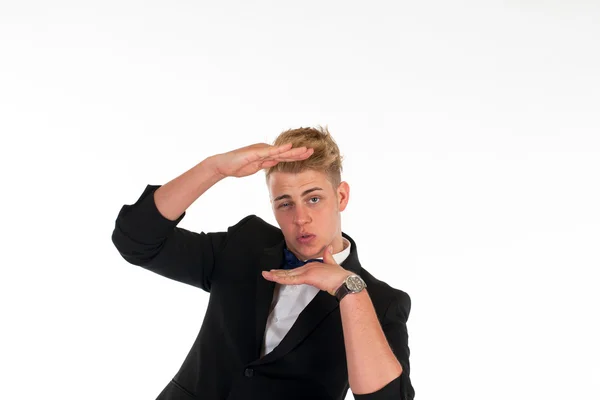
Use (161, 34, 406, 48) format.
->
(360, 268, 411, 319)
(227, 214, 283, 246)
(245, 214, 280, 232)
(360, 267, 409, 298)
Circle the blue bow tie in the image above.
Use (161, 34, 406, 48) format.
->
(283, 248, 324, 270)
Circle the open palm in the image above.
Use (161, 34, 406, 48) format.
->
(215, 142, 314, 178)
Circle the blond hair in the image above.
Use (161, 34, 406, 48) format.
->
(264, 125, 344, 190)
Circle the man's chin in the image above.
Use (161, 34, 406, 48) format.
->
(287, 237, 326, 259)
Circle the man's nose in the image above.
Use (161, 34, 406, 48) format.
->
(293, 206, 311, 224)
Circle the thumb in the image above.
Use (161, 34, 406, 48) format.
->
(324, 245, 337, 264)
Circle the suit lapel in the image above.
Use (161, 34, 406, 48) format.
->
(252, 242, 281, 362)
(250, 232, 362, 366)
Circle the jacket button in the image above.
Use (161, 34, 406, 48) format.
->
(244, 368, 254, 377)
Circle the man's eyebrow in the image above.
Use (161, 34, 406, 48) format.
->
(273, 187, 323, 202)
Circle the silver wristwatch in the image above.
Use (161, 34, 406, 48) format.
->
(334, 274, 367, 302)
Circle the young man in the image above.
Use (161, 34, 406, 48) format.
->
(111, 126, 415, 400)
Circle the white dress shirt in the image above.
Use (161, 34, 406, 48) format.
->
(260, 237, 352, 357)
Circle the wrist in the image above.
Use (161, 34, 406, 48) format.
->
(202, 156, 227, 181)
(329, 271, 353, 296)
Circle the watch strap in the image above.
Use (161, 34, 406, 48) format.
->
(334, 282, 351, 302)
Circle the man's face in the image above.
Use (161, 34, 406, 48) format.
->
(267, 169, 350, 260)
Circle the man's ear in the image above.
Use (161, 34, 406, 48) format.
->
(338, 181, 350, 212)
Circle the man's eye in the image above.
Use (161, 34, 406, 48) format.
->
(278, 197, 319, 208)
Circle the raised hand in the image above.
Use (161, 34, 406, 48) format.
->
(212, 142, 314, 179)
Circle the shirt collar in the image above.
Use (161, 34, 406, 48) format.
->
(302, 237, 352, 265)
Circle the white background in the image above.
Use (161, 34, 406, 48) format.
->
(1, 1, 599, 399)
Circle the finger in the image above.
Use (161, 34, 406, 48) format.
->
(275, 147, 313, 158)
(244, 144, 297, 165)
(262, 271, 281, 282)
(266, 148, 313, 162)
(260, 159, 280, 169)
(269, 146, 310, 158)
(250, 144, 292, 163)
(262, 143, 294, 158)
(271, 267, 306, 276)
(263, 270, 302, 282)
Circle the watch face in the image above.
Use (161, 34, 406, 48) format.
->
(346, 275, 365, 291)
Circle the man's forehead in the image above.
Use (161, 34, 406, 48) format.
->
(268, 171, 330, 196)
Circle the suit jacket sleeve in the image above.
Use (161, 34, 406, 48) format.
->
(353, 291, 415, 400)
(111, 184, 253, 292)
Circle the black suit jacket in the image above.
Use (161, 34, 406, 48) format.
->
(111, 184, 415, 400)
